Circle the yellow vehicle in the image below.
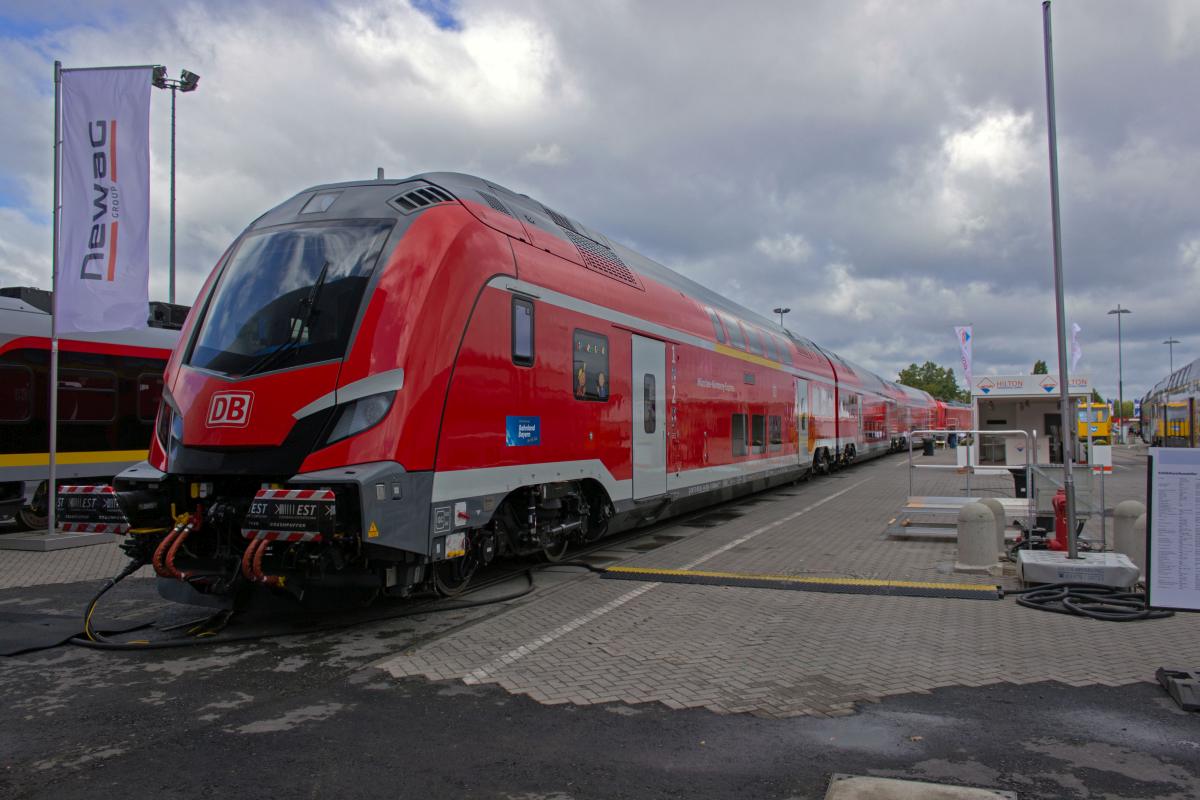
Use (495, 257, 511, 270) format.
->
(1077, 402, 1111, 444)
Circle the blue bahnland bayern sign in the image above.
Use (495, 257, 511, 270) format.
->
(506, 416, 541, 446)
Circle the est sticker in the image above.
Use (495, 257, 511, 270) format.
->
(445, 532, 467, 559)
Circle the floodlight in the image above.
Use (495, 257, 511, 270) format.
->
(152, 65, 168, 89)
(180, 70, 200, 92)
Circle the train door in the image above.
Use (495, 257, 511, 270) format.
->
(631, 335, 667, 499)
(795, 378, 810, 461)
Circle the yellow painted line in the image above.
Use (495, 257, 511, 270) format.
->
(604, 565, 997, 593)
(0, 450, 148, 468)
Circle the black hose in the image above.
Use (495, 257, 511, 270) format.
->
(1006, 582, 1173, 621)
(69, 569, 537, 651)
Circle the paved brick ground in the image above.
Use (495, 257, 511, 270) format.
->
(0, 539, 148, 590)
(379, 445, 1200, 717)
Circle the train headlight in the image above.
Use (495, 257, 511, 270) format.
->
(155, 402, 174, 452)
(325, 391, 395, 445)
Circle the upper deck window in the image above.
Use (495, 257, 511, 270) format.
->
(721, 314, 746, 350)
(188, 220, 393, 377)
(705, 308, 726, 344)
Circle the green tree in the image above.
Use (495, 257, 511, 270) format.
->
(1032, 360, 1049, 374)
(1090, 389, 1104, 403)
(897, 361, 969, 402)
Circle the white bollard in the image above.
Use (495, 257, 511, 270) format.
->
(956, 502, 998, 574)
(979, 497, 1007, 557)
(1125, 513, 1147, 582)
(1113, 500, 1145, 557)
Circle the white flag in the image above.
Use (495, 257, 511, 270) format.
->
(57, 67, 152, 333)
(1070, 323, 1082, 371)
(954, 326, 973, 388)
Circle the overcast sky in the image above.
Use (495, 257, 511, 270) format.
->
(2, 0, 1198, 401)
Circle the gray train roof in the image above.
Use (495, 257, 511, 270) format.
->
(0, 301, 180, 350)
(293, 172, 792, 338)
(291, 171, 929, 392)
(1148, 355, 1200, 397)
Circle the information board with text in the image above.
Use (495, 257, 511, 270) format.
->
(1147, 448, 1200, 612)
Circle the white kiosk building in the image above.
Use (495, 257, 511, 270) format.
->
(971, 373, 1091, 465)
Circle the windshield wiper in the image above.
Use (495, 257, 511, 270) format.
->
(241, 261, 330, 377)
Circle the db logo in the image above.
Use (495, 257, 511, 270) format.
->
(206, 391, 254, 428)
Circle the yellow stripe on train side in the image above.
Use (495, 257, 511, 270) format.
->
(0, 450, 149, 468)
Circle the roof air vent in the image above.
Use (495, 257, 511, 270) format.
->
(477, 191, 514, 217)
(542, 205, 581, 235)
(389, 184, 456, 214)
(564, 230, 643, 290)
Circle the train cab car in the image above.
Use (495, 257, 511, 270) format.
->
(0, 293, 180, 529)
(59, 172, 951, 603)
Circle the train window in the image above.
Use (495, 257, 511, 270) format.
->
(512, 297, 534, 367)
(58, 369, 117, 423)
(769, 415, 782, 450)
(0, 365, 33, 423)
(136, 372, 165, 423)
(732, 414, 748, 456)
(643, 374, 656, 434)
(573, 330, 609, 401)
(745, 327, 764, 357)
(776, 336, 794, 366)
(813, 384, 835, 418)
(751, 414, 766, 452)
(705, 308, 726, 344)
(722, 314, 746, 350)
(796, 379, 809, 431)
(763, 333, 778, 361)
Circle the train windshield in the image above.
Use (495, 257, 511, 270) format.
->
(1077, 407, 1109, 422)
(188, 221, 393, 376)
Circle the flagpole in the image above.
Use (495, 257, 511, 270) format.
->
(1042, 1, 1079, 559)
(48, 59, 62, 535)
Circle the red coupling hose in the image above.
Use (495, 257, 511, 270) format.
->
(240, 538, 263, 582)
(252, 538, 285, 588)
(164, 524, 192, 580)
(152, 526, 182, 578)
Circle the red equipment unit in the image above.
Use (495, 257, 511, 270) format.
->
(1049, 487, 1069, 551)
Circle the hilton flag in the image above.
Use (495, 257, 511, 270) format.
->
(954, 326, 973, 389)
(57, 66, 152, 333)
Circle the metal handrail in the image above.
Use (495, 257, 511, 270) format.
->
(906, 428, 1035, 536)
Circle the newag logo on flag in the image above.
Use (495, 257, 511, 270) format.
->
(58, 67, 152, 333)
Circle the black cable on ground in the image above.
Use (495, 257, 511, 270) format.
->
(67, 569, 537, 652)
(1005, 582, 1174, 621)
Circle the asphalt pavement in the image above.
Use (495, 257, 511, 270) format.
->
(2, 570, 1199, 800)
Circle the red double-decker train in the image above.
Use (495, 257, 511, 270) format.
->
(59, 173, 970, 600)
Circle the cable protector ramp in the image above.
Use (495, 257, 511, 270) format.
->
(600, 566, 1001, 600)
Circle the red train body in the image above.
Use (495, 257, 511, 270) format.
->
(60, 173, 958, 600)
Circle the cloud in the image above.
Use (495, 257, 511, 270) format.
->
(0, 0, 1197, 401)
(754, 233, 812, 265)
(519, 142, 567, 166)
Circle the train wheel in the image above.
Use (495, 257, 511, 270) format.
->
(433, 554, 477, 597)
(539, 533, 571, 562)
(15, 506, 47, 532)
